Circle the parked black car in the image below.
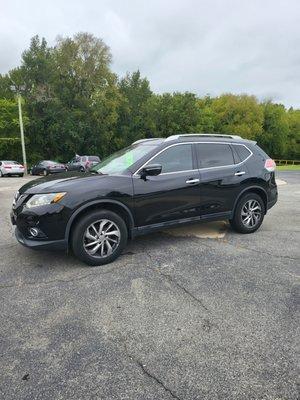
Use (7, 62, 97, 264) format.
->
(11, 134, 277, 266)
(65, 155, 100, 172)
(30, 160, 66, 176)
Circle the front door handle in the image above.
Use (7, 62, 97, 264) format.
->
(234, 171, 246, 176)
(186, 178, 200, 185)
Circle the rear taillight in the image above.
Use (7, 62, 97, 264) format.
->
(86, 161, 91, 167)
(4, 165, 12, 169)
(264, 159, 276, 172)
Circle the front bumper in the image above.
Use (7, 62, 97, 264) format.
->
(15, 227, 68, 251)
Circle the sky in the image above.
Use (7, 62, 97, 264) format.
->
(1, 0, 300, 107)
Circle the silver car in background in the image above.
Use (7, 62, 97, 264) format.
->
(0, 161, 24, 177)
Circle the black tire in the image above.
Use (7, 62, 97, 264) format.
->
(80, 166, 85, 172)
(230, 193, 265, 234)
(19, 173, 24, 177)
(43, 169, 48, 176)
(0, 170, 3, 178)
(71, 209, 128, 266)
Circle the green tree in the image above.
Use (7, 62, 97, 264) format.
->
(211, 94, 263, 139)
(258, 102, 289, 158)
(285, 108, 300, 159)
(149, 92, 201, 137)
(117, 71, 153, 145)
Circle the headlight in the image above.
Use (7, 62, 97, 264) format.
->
(26, 192, 66, 208)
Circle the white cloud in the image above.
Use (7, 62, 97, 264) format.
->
(0, 0, 299, 107)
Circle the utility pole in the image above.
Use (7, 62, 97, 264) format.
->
(17, 93, 27, 174)
(10, 84, 27, 174)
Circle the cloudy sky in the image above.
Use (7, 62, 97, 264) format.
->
(1, 0, 300, 107)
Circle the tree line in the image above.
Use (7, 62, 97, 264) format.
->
(0, 33, 299, 164)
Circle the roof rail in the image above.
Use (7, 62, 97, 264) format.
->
(132, 138, 161, 145)
(165, 133, 242, 141)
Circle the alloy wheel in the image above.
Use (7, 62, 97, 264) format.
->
(83, 219, 121, 258)
(241, 199, 262, 228)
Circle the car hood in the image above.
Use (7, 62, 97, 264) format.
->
(19, 172, 109, 194)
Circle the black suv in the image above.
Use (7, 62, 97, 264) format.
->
(11, 134, 277, 266)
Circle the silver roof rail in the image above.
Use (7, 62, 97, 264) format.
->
(132, 138, 161, 145)
(165, 133, 242, 141)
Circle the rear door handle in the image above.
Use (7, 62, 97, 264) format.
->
(186, 178, 200, 185)
(234, 171, 246, 176)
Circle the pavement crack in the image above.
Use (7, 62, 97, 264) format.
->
(143, 246, 209, 312)
(137, 361, 182, 400)
(157, 269, 209, 312)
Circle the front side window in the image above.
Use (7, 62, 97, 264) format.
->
(147, 144, 193, 174)
(196, 143, 234, 168)
(92, 143, 159, 175)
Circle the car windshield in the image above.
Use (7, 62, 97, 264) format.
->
(91, 143, 158, 174)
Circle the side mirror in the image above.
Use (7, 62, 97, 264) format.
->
(140, 164, 162, 179)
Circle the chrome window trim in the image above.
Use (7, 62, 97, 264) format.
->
(133, 142, 253, 176)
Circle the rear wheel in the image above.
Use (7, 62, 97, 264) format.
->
(19, 173, 24, 177)
(230, 193, 265, 234)
(43, 169, 48, 176)
(80, 166, 85, 172)
(71, 210, 128, 266)
(0, 170, 3, 177)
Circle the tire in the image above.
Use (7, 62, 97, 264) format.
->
(43, 169, 48, 176)
(19, 174, 24, 177)
(80, 166, 85, 172)
(230, 193, 265, 234)
(71, 210, 128, 266)
(0, 170, 3, 177)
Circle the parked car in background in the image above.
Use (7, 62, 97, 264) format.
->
(30, 160, 66, 176)
(11, 134, 277, 266)
(0, 161, 24, 177)
(65, 155, 100, 172)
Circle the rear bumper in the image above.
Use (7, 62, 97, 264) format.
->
(15, 227, 68, 251)
(3, 171, 24, 175)
(267, 198, 277, 210)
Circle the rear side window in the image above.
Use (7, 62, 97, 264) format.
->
(149, 144, 193, 173)
(233, 145, 251, 162)
(89, 156, 100, 161)
(196, 143, 234, 168)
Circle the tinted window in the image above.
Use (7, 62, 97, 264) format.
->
(233, 145, 251, 162)
(149, 144, 193, 173)
(93, 143, 159, 174)
(89, 156, 100, 161)
(196, 144, 234, 168)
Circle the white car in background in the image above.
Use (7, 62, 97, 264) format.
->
(0, 160, 24, 177)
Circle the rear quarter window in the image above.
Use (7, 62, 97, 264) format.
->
(233, 145, 251, 163)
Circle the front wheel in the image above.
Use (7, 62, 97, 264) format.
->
(19, 173, 24, 177)
(71, 210, 128, 266)
(230, 193, 265, 234)
(0, 170, 3, 177)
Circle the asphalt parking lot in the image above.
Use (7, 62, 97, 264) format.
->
(0, 172, 299, 400)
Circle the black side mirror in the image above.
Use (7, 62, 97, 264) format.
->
(140, 164, 162, 180)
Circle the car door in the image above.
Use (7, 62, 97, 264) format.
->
(195, 142, 249, 216)
(132, 143, 201, 227)
(34, 162, 44, 175)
